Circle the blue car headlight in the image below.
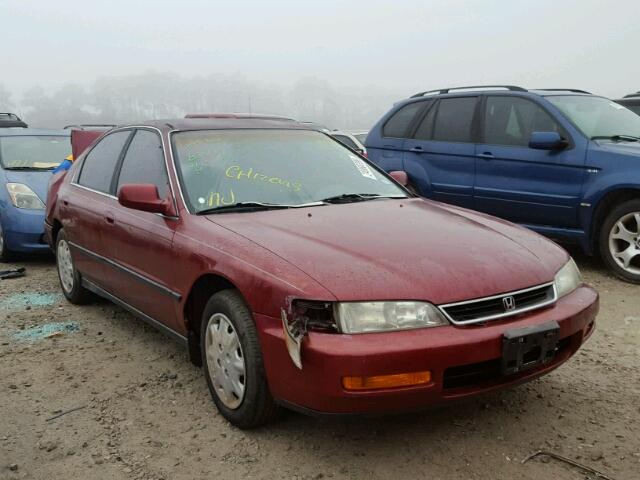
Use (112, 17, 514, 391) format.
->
(6, 183, 45, 210)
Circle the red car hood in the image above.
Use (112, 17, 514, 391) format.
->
(207, 198, 568, 304)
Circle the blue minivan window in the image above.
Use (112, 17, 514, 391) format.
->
(382, 101, 425, 138)
(484, 96, 561, 147)
(548, 95, 640, 139)
(432, 97, 477, 143)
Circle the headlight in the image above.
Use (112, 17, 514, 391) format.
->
(554, 258, 582, 298)
(6, 183, 45, 210)
(336, 301, 448, 334)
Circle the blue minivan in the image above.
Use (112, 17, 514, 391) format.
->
(366, 86, 640, 283)
(0, 126, 71, 261)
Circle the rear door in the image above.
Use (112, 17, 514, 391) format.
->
(402, 96, 479, 208)
(474, 95, 586, 228)
(105, 128, 181, 329)
(64, 130, 133, 285)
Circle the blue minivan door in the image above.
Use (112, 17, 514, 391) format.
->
(474, 95, 586, 228)
(402, 96, 478, 209)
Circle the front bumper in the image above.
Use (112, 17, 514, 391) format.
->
(1, 207, 50, 253)
(256, 285, 598, 415)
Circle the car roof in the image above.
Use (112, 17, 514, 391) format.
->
(119, 117, 316, 132)
(0, 128, 70, 137)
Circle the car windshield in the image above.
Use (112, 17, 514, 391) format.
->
(0, 135, 70, 170)
(547, 95, 640, 139)
(172, 129, 406, 213)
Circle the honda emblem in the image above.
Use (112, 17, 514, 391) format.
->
(503, 296, 516, 311)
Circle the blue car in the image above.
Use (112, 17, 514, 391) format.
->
(366, 86, 640, 283)
(0, 128, 71, 261)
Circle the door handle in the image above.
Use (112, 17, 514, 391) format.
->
(477, 152, 494, 159)
(409, 146, 425, 153)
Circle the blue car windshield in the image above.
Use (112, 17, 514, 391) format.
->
(171, 129, 406, 212)
(0, 135, 70, 170)
(547, 95, 640, 139)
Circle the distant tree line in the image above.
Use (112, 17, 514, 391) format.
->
(0, 72, 403, 131)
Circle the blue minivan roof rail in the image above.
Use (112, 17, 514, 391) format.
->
(535, 88, 591, 94)
(410, 85, 527, 98)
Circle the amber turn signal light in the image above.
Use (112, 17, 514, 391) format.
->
(342, 371, 432, 391)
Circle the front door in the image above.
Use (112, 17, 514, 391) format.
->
(105, 129, 181, 330)
(402, 96, 479, 209)
(474, 95, 586, 228)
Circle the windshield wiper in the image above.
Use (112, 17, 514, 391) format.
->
(196, 201, 324, 215)
(320, 193, 407, 204)
(591, 134, 640, 142)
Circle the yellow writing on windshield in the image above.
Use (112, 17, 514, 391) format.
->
(207, 188, 236, 207)
(225, 165, 302, 192)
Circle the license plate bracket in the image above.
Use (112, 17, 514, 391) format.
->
(502, 320, 560, 375)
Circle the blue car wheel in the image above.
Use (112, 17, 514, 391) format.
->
(0, 223, 14, 262)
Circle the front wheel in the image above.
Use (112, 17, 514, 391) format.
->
(200, 290, 281, 428)
(599, 199, 640, 284)
(0, 224, 14, 262)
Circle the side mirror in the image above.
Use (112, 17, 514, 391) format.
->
(389, 170, 409, 186)
(118, 184, 171, 215)
(529, 131, 568, 150)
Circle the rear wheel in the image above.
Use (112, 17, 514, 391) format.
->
(55, 229, 93, 303)
(200, 289, 281, 428)
(599, 199, 640, 284)
(0, 224, 15, 262)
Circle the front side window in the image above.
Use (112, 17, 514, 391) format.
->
(0, 135, 70, 170)
(78, 131, 131, 193)
(547, 95, 640, 139)
(382, 101, 427, 138)
(116, 130, 169, 198)
(432, 97, 477, 143)
(172, 129, 406, 212)
(484, 96, 562, 147)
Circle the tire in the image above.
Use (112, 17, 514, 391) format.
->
(0, 224, 15, 262)
(200, 289, 281, 428)
(55, 229, 94, 304)
(599, 199, 640, 284)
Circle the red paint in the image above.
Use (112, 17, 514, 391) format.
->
(45, 119, 599, 415)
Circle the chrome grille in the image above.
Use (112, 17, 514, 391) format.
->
(439, 282, 557, 325)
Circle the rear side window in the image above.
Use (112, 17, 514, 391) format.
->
(432, 97, 478, 143)
(116, 129, 169, 198)
(382, 101, 426, 138)
(78, 131, 131, 193)
(484, 96, 562, 147)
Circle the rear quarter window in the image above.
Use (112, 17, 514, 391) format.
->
(382, 101, 427, 138)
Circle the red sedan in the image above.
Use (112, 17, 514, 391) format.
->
(45, 116, 598, 428)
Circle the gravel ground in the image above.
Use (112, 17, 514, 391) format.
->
(1, 249, 638, 480)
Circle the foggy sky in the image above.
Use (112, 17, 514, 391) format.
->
(2, 0, 639, 105)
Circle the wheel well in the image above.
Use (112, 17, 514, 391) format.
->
(184, 274, 237, 366)
(592, 189, 640, 250)
(52, 220, 63, 245)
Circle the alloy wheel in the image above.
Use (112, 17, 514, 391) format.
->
(205, 313, 246, 409)
(608, 211, 640, 275)
(57, 239, 75, 293)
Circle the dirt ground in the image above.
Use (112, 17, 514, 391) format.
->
(1, 249, 638, 480)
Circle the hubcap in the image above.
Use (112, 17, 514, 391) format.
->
(609, 212, 640, 275)
(205, 313, 246, 409)
(57, 240, 75, 293)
